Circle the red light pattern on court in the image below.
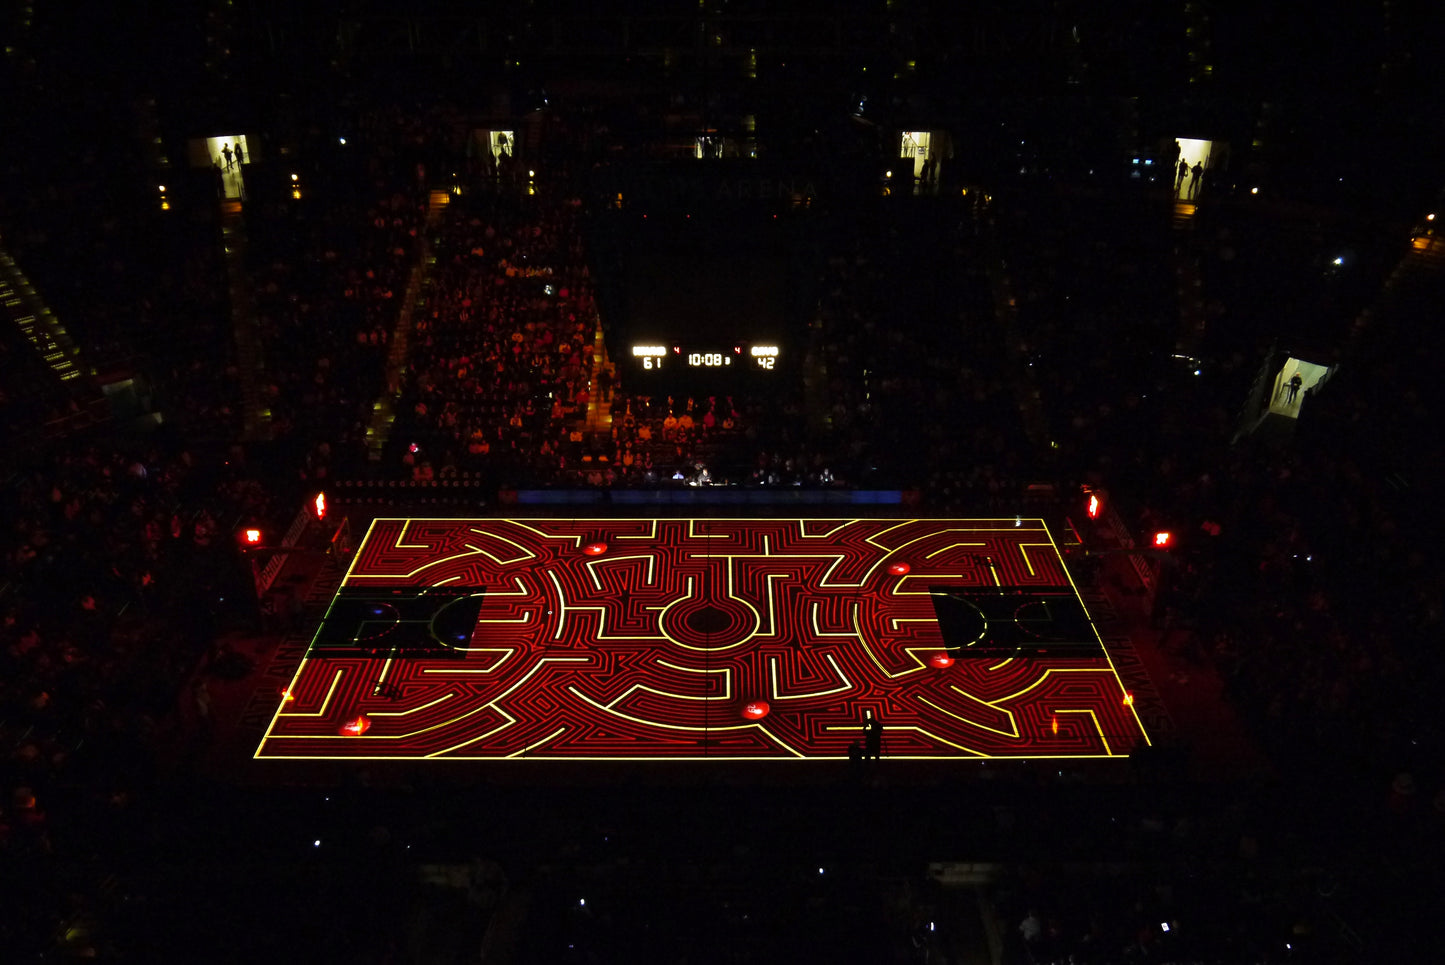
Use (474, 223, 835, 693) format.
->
(257, 518, 1148, 761)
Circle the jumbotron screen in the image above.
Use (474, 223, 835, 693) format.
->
(589, 163, 820, 390)
(613, 229, 795, 386)
(256, 517, 1149, 761)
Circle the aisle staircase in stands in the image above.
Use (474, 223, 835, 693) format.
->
(1169, 200, 1208, 359)
(0, 241, 110, 441)
(1339, 221, 1445, 359)
(218, 199, 273, 442)
(1407, 229, 1445, 270)
(364, 190, 447, 461)
(980, 220, 1052, 448)
(580, 323, 614, 435)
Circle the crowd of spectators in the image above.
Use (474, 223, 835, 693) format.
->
(992, 170, 1445, 836)
(233, 104, 468, 483)
(0, 430, 289, 953)
(384, 143, 1044, 494)
(389, 180, 602, 482)
(0, 102, 468, 960)
(810, 204, 1031, 499)
(864, 173, 1445, 962)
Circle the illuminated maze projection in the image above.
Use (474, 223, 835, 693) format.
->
(257, 519, 1150, 760)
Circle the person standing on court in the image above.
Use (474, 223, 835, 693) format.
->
(863, 713, 883, 761)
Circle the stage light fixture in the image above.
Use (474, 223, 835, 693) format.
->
(1154, 531, 1172, 548)
(243, 528, 262, 545)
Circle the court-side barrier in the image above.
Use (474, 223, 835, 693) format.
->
(330, 479, 490, 506)
(1102, 504, 1156, 595)
(504, 489, 918, 506)
(255, 503, 313, 596)
(326, 481, 923, 508)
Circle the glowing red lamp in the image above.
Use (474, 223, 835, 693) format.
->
(741, 701, 770, 720)
(1051, 715, 1060, 735)
(313, 492, 327, 520)
(928, 652, 955, 669)
(242, 528, 262, 545)
(1086, 492, 1101, 519)
(340, 715, 371, 736)
(1153, 531, 1173, 548)
(887, 561, 911, 576)
(1122, 691, 1135, 707)
(583, 541, 608, 556)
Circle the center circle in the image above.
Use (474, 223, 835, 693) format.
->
(660, 590, 760, 651)
(685, 605, 734, 635)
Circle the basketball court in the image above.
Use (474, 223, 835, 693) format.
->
(256, 518, 1150, 762)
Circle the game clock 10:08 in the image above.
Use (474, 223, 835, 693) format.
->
(632, 343, 779, 372)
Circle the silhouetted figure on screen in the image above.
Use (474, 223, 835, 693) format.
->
(863, 714, 883, 761)
(222, 143, 233, 171)
(1189, 162, 1204, 199)
(1286, 373, 1303, 405)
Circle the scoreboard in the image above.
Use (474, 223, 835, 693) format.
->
(630, 342, 780, 374)
(587, 161, 824, 395)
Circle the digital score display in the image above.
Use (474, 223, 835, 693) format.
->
(632, 343, 780, 372)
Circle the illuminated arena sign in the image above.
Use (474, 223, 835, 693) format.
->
(256, 518, 1149, 761)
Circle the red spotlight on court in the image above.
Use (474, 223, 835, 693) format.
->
(1153, 531, 1173, 548)
(928, 652, 954, 669)
(313, 492, 327, 520)
(887, 561, 911, 576)
(1051, 715, 1060, 735)
(340, 715, 371, 736)
(742, 701, 770, 720)
(241, 528, 262, 546)
(583, 541, 608, 556)
(1123, 691, 1135, 707)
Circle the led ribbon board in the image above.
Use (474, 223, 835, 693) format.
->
(257, 518, 1149, 760)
